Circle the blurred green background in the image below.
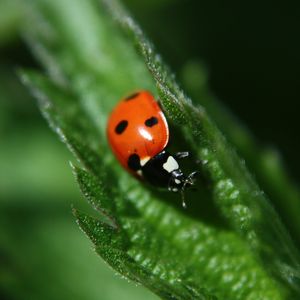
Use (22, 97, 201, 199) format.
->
(1, 0, 299, 299)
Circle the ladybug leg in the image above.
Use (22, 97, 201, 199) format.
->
(188, 170, 199, 179)
(180, 171, 199, 208)
(175, 151, 190, 159)
(185, 171, 199, 187)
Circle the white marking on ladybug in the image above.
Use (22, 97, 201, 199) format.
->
(163, 156, 179, 173)
(175, 179, 181, 184)
(136, 170, 143, 177)
(140, 156, 150, 166)
(172, 187, 178, 192)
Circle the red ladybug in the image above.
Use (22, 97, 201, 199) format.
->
(106, 90, 197, 206)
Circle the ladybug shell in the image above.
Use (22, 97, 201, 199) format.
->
(107, 91, 169, 176)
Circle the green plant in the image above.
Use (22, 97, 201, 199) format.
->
(21, 0, 300, 299)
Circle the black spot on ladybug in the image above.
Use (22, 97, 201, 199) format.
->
(145, 116, 158, 127)
(128, 154, 141, 171)
(115, 120, 128, 134)
(125, 92, 139, 101)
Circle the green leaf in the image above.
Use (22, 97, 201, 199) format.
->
(181, 60, 300, 250)
(21, 0, 300, 299)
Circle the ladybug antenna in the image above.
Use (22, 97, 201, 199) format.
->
(181, 171, 199, 208)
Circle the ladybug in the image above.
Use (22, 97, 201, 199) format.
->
(106, 90, 197, 207)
